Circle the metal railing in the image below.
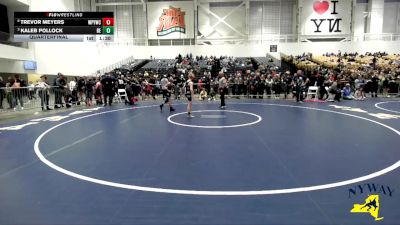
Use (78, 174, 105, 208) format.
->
(1, 83, 399, 114)
(0, 86, 88, 112)
(248, 34, 299, 44)
(96, 56, 136, 75)
(352, 33, 400, 42)
(100, 38, 148, 46)
(96, 33, 400, 47)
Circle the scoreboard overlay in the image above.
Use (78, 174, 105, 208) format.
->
(14, 12, 114, 42)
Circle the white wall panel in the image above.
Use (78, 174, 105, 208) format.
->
(0, 44, 33, 61)
(263, 1, 280, 34)
(249, 2, 263, 37)
(353, 3, 367, 36)
(0, 59, 29, 74)
(209, 3, 246, 37)
(383, 2, 399, 33)
(30, 0, 74, 11)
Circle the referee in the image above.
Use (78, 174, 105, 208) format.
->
(218, 71, 227, 109)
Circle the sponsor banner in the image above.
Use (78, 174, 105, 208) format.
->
(300, 0, 351, 36)
(147, 1, 194, 39)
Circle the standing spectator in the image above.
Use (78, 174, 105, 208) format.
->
(317, 73, 328, 100)
(53, 73, 61, 108)
(149, 75, 156, 100)
(27, 81, 36, 101)
(372, 56, 377, 69)
(179, 74, 186, 99)
(69, 77, 78, 104)
(12, 75, 23, 109)
(101, 74, 116, 106)
(6, 77, 14, 109)
(243, 74, 249, 96)
(85, 77, 95, 106)
(370, 74, 379, 98)
(77, 76, 86, 104)
(0, 77, 5, 109)
(218, 72, 227, 109)
(155, 78, 161, 97)
(283, 71, 292, 99)
(95, 78, 103, 105)
(258, 74, 265, 99)
(233, 74, 240, 96)
(54, 73, 66, 109)
(117, 75, 125, 89)
(36, 75, 52, 110)
(265, 75, 273, 98)
(292, 70, 305, 103)
(272, 76, 282, 98)
(198, 77, 203, 93)
(204, 74, 211, 95)
(382, 76, 389, 97)
(355, 76, 366, 100)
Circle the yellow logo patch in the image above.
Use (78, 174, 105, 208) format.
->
(351, 195, 384, 221)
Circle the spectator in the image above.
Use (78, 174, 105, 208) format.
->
(327, 81, 341, 102)
(292, 70, 305, 103)
(316, 73, 328, 100)
(27, 81, 36, 101)
(85, 77, 95, 106)
(199, 88, 207, 101)
(95, 77, 103, 105)
(354, 76, 366, 100)
(12, 75, 23, 109)
(36, 75, 52, 111)
(54, 73, 67, 109)
(342, 83, 354, 100)
(370, 74, 379, 98)
(69, 77, 78, 104)
(101, 74, 116, 106)
(6, 77, 14, 109)
(77, 76, 86, 104)
(0, 77, 5, 109)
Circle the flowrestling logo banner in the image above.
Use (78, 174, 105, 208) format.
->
(147, 1, 194, 39)
(299, 0, 351, 36)
(157, 7, 186, 36)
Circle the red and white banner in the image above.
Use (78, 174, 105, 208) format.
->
(300, 0, 352, 36)
(147, 1, 194, 39)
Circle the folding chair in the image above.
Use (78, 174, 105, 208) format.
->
(307, 86, 319, 100)
(117, 89, 127, 103)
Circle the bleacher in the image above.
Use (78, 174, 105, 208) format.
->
(253, 57, 277, 68)
(115, 59, 149, 74)
(140, 59, 177, 75)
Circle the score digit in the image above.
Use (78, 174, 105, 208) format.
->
(102, 18, 114, 26)
(102, 26, 114, 35)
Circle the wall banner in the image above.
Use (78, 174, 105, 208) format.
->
(147, 1, 194, 39)
(300, 0, 352, 36)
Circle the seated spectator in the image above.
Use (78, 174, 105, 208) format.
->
(208, 86, 216, 101)
(327, 81, 341, 102)
(199, 88, 208, 101)
(342, 83, 354, 100)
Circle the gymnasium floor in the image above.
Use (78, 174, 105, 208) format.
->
(0, 99, 399, 225)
